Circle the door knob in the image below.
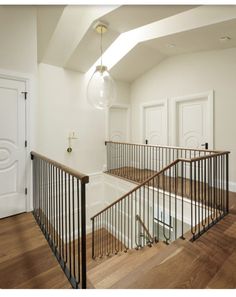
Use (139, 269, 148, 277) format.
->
(201, 142, 208, 150)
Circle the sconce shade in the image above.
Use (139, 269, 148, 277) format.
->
(87, 65, 116, 110)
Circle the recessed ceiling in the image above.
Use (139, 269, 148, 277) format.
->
(146, 18, 236, 56)
(110, 13, 236, 82)
(101, 5, 196, 33)
(36, 5, 236, 83)
(65, 23, 120, 72)
(37, 5, 195, 72)
(110, 43, 166, 82)
(37, 5, 65, 61)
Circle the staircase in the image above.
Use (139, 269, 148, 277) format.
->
(88, 212, 236, 289)
(30, 143, 231, 289)
(90, 141, 230, 262)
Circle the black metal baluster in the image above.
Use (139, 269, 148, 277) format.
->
(65, 172, 68, 264)
(152, 179, 155, 242)
(135, 190, 138, 248)
(226, 154, 229, 213)
(69, 174, 72, 276)
(194, 162, 197, 236)
(111, 206, 114, 254)
(163, 172, 166, 243)
(190, 162, 194, 239)
(156, 175, 160, 242)
(222, 155, 225, 213)
(48, 163, 51, 242)
(174, 163, 177, 240)
(58, 168, 62, 257)
(168, 168, 171, 242)
(72, 177, 76, 279)
(76, 178, 80, 284)
(80, 181, 87, 289)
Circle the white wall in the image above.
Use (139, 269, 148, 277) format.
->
(130, 47, 236, 188)
(38, 63, 130, 175)
(0, 6, 37, 74)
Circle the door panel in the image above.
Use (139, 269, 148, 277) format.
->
(172, 92, 213, 181)
(0, 77, 26, 218)
(109, 107, 128, 142)
(144, 104, 167, 145)
(143, 101, 168, 170)
(109, 107, 129, 168)
(177, 99, 207, 149)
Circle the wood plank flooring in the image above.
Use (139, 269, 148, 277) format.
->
(88, 191, 236, 289)
(0, 213, 71, 289)
(0, 191, 235, 289)
(107, 167, 228, 207)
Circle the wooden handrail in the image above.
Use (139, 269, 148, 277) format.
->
(31, 151, 89, 184)
(91, 160, 179, 219)
(91, 150, 230, 219)
(105, 140, 228, 154)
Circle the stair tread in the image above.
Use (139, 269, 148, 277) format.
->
(87, 241, 181, 288)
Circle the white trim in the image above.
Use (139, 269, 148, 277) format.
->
(0, 68, 35, 213)
(106, 103, 131, 141)
(170, 90, 214, 149)
(140, 98, 168, 145)
(229, 181, 236, 192)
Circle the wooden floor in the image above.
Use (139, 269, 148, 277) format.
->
(0, 213, 71, 289)
(107, 167, 226, 207)
(88, 191, 236, 289)
(0, 192, 236, 289)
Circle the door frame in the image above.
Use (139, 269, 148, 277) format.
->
(170, 90, 214, 149)
(0, 68, 33, 213)
(140, 99, 168, 145)
(106, 104, 131, 142)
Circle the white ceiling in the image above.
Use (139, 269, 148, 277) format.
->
(146, 18, 236, 56)
(110, 43, 166, 82)
(111, 17, 236, 82)
(37, 5, 65, 62)
(37, 5, 236, 83)
(100, 5, 196, 33)
(64, 5, 194, 73)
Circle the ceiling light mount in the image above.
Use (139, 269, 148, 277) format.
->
(93, 21, 108, 34)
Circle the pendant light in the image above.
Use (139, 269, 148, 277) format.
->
(87, 22, 116, 110)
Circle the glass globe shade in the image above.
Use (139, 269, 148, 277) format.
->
(87, 65, 116, 110)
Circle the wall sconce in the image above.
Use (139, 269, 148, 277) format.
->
(67, 131, 78, 153)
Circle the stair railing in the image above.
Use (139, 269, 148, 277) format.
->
(105, 141, 217, 183)
(31, 152, 89, 289)
(91, 149, 229, 259)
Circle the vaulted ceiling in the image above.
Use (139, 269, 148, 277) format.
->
(37, 5, 236, 82)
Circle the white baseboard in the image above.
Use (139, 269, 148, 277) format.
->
(229, 181, 236, 192)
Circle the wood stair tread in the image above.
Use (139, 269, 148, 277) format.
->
(87, 241, 178, 288)
(87, 212, 236, 289)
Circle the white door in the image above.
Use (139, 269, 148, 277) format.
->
(0, 77, 26, 218)
(109, 106, 129, 169)
(143, 101, 168, 145)
(109, 107, 129, 142)
(142, 100, 168, 170)
(173, 92, 213, 150)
